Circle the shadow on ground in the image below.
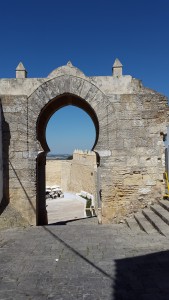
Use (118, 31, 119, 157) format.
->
(48, 215, 97, 225)
(113, 250, 169, 300)
(44, 226, 169, 300)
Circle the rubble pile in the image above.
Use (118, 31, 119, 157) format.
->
(46, 186, 64, 199)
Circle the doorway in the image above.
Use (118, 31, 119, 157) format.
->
(36, 94, 100, 225)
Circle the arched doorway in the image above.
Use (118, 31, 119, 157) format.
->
(45, 105, 98, 224)
(27, 74, 109, 225)
(36, 94, 100, 225)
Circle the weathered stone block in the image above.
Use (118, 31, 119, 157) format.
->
(0, 62, 168, 225)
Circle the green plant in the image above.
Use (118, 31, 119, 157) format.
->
(86, 198, 91, 209)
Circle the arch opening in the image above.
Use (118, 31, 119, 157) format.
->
(36, 93, 100, 225)
(37, 93, 99, 154)
(46, 105, 97, 155)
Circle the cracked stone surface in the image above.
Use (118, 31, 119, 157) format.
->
(1, 221, 169, 299)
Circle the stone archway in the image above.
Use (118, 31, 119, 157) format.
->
(1, 62, 167, 226)
(36, 94, 100, 225)
(36, 93, 99, 153)
(28, 75, 110, 225)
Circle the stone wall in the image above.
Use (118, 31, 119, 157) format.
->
(0, 104, 2, 204)
(46, 160, 62, 186)
(62, 151, 97, 198)
(0, 61, 168, 225)
(0, 94, 35, 223)
(100, 92, 168, 223)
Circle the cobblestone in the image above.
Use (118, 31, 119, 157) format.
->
(1, 221, 169, 299)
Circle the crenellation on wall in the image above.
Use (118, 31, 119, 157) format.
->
(73, 149, 96, 165)
(16, 62, 27, 79)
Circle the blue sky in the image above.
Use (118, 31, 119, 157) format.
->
(0, 0, 169, 153)
(46, 106, 96, 154)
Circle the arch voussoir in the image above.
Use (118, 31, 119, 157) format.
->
(41, 76, 70, 103)
(79, 80, 94, 100)
(84, 86, 100, 103)
(28, 75, 108, 132)
(69, 76, 85, 96)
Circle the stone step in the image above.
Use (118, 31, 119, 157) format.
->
(142, 209, 169, 236)
(158, 199, 169, 212)
(134, 212, 158, 234)
(150, 204, 169, 226)
(125, 217, 142, 232)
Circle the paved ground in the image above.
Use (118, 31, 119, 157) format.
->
(46, 193, 87, 224)
(1, 219, 169, 300)
(1, 194, 169, 299)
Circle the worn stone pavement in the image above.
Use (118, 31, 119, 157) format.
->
(46, 193, 86, 224)
(1, 218, 169, 300)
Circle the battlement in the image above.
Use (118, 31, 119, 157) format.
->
(73, 149, 96, 165)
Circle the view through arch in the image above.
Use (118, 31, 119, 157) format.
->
(45, 104, 99, 224)
(46, 105, 96, 156)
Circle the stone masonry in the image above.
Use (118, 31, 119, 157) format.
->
(0, 60, 168, 225)
(46, 150, 97, 205)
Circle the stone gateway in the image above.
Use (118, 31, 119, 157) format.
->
(0, 60, 168, 225)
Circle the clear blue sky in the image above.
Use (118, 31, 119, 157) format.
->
(46, 106, 96, 154)
(0, 0, 169, 153)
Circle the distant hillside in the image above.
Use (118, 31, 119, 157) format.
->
(46, 154, 72, 160)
